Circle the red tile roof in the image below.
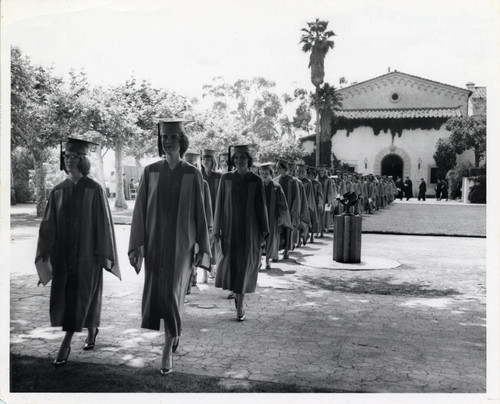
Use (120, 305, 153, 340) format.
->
(334, 107, 462, 119)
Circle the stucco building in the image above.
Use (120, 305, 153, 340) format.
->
(301, 71, 480, 196)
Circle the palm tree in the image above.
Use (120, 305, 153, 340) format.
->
(300, 19, 336, 165)
(300, 19, 335, 87)
(310, 83, 343, 164)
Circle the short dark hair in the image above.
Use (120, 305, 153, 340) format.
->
(178, 131, 189, 158)
(77, 155, 91, 175)
(231, 152, 253, 168)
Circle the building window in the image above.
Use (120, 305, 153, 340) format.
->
(390, 93, 400, 103)
(430, 167, 438, 184)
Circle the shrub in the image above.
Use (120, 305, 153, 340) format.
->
(468, 175, 486, 204)
(446, 161, 473, 200)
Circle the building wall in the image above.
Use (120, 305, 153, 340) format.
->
(327, 124, 453, 195)
(338, 73, 469, 116)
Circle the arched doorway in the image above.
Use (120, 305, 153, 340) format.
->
(381, 154, 403, 179)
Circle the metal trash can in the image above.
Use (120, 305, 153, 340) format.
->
(333, 213, 362, 263)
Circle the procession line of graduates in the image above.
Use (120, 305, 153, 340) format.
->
(35, 119, 400, 374)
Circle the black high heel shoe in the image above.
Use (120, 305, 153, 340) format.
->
(160, 351, 173, 375)
(53, 346, 71, 366)
(83, 328, 99, 350)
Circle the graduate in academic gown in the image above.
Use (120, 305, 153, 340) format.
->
(274, 159, 300, 259)
(35, 137, 121, 366)
(307, 167, 324, 242)
(201, 149, 222, 279)
(259, 163, 292, 269)
(212, 145, 269, 321)
(128, 119, 210, 375)
(296, 163, 316, 246)
(184, 152, 213, 291)
(218, 151, 230, 174)
(317, 165, 334, 237)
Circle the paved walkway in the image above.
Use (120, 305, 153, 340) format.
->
(10, 215, 486, 392)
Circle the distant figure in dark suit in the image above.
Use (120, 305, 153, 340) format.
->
(404, 177, 413, 201)
(395, 176, 404, 201)
(440, 179, 449, 201)
(418, 178, 427, 201)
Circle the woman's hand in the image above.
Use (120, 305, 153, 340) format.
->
(129, 250, 139, 270)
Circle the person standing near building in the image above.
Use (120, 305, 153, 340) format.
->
(123, 173, 130, 200)
(404, 176, 413, 201)
(259, 163, 292, 269)
(418, 178, 427, 201)
(395, 176, 404, 200)
(128, 118, 210, 375)
(35, 137, 121, 366)
(213, 145, 269, 321)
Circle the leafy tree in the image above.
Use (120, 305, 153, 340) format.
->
(300, 18, 336, 165)
(310, 83, 343, 165)
(445, 115, 486, 167)
(11, 46, 64, 216)
(433, 138, 457, 179)
(468, 175, 486, 203)
(201, 76, 283, 142)
(446, 161, 473, 200)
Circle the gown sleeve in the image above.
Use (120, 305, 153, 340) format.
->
(276, 184, 292, 230)
(34, 189, 57, 285)
(254, 177, 270, 241)
(94, 184, 121, 280)
(128, 169, 148, 273)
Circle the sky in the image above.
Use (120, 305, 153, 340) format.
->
(3, 0, 498, 99)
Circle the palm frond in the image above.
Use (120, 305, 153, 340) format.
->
(302, 43, 313, 53)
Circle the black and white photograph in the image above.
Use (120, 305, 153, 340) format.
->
(0, 0, 499, 403)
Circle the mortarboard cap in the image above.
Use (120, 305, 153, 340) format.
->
(232, 145, 251, 155)
(202, 149, 216, 157)
(184, 152, 201, 166)
(318, 164, 328, 168)
(60, 137, 98, 172)
(259, 162, 274, 170)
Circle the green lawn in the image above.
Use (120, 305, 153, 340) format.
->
(360, 203, 485, 237)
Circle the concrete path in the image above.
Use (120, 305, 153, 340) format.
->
(10, 216, 486, 392)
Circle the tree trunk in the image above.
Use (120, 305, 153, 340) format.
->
(319, 110, 333, 166)
(11, 168, 16, 205)
(314, 88, 320, 166)
(32, 152, 47, 217)
(95, 144, 107, 193)
(135, 157, 142, 167)
(474, 148, 480, 167)
(114, 138, 128, 210)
